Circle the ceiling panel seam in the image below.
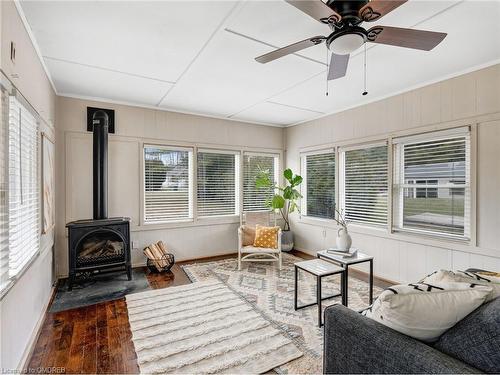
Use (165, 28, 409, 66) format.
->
(227, 70, 326, 118)
(43, 56, 176, 84)
(224, 28, 327, 66)
(155, 1, 246, 107)
(230, 0, 464, 123)
(287, 57, 500, 128)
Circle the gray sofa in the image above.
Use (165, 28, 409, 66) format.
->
(323, 297, 500, 374)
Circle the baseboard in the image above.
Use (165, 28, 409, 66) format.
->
(17, 282, 58, 371)
(177, 251, 237, 265)
(57, 250, 238, 279)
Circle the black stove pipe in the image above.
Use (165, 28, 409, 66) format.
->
(92, 110, 108, 220)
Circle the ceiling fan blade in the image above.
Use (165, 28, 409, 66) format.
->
(359, 0, 407, 22)
(367, 26, 447, 51)
(255, 36, 325, 64)
(285, 0, 341, 23)
(327, 53, 349, 80)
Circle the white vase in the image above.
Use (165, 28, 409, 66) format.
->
(336, 227, 352, 252)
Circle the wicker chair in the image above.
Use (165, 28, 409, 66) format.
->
(238, 211, 282, 271)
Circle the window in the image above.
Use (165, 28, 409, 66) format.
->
(393, 127, 470, 238)
(197, 150, 239, 217)
(7, 96, 40, 278)
(301, 150, 335, 219)
(242, 153, 279, 212)
(144, 146, 193, 223)
(340, 144, 388, 226)
(0, 90, 7, 291)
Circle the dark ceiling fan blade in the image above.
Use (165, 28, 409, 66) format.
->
(255, 36, 325, 63)
(359, 0, 407, 22)
(367, 26, 447, 51)
(285, 0, 341, 23)
(327, 53, 349, 80)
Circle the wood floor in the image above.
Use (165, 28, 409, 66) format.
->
(26, 251, 391, 374)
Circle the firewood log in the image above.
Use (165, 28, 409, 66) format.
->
(79, 240, 107, 258)
(157, 241, 168, 256)
(150, 243, 168, 268)
(143, 246, 163, 272)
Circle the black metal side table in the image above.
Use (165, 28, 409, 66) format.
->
(294, 259, 346, 327)
(317, 250, 374, 307)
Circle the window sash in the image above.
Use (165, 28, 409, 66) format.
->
(393, 129, 471, 239)
(301, 150, 335, 219)
(340, 144, 388, 226)
(7, 96, 40, 278)
(197, 150, 239, 217)
(143, 145, 193, 223)
(242, 153, 278, 212)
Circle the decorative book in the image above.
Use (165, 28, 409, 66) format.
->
(326, 248, 358, 258)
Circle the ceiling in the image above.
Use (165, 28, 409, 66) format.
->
(20, 0, 500, 127)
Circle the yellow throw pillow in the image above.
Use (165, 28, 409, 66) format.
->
(241, 225, 256, 246)
(253, 225, 279, 249)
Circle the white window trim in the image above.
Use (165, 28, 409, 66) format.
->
(0, 82, 42, 297)
(339, 141, 389, 229)
(392, 126, 471, 241)
(299, 147, 336, 220)
(196, 148, 240, 218)
(140, 143, 281, 227)
(142, 144, 194, 225)
(241, 151, 280, 214)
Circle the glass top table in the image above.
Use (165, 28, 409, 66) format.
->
(317, 249, 374, 306)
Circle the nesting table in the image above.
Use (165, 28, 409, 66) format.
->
(317, 250, 374, 307)
(294, 259, 345, 327)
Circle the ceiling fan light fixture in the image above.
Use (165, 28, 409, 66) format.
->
(329, 32, 365, 55)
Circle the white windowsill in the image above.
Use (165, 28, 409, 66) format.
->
(295, 215, 497, 258)
(136, 215, 240, 232)
(0, 244, 52, 301)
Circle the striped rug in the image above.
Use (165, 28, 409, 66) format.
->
(125, 280, 302, 374)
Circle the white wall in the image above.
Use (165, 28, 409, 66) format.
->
(55, 96, 284, 277)
(0, 1, 56, 371)
(285, 64, 500, 283)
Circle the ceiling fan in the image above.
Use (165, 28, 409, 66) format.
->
(255, 0, 447, 80)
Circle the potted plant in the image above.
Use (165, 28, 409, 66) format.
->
(255, 168, 303, 251)
(333, 206, 352, 252)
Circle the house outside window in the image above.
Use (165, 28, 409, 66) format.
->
(393, 127, 471, 239)
(143, 145, 193, 223)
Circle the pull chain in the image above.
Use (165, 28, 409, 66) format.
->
(326, 48, 329, 96)
(362, 43, 368, 96)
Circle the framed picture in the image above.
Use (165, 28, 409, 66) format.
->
(42, 132, 55, 234)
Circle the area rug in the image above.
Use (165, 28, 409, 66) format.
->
(125, 279, 303, 374)
(182, 253, 383, 374)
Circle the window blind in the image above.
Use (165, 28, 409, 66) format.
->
(341, 145, 388, 226)
(197, 150, 238, 217)
(302, 151, 335, 219)
(0, 89, 9, 290)
(393, 128, 470, 238)
(8, 96, 40, 277)
(144, 146, 192, 223)
(243, 153, 278, 212)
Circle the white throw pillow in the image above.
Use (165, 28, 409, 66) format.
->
(362, 282, 492, 342)
(422, 270, 500, 301)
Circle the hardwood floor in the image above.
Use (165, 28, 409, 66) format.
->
(26, 251, 391, 373)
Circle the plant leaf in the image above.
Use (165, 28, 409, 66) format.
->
(271, 194, 285, 209)
(292, 175, 303, 186)
(283, 168, 293, 183)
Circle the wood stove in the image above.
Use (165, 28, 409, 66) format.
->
(66, 108, 131, 290)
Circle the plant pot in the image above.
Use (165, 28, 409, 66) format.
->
(336, 227, 352, 252)
(281, 230, 294, 252)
